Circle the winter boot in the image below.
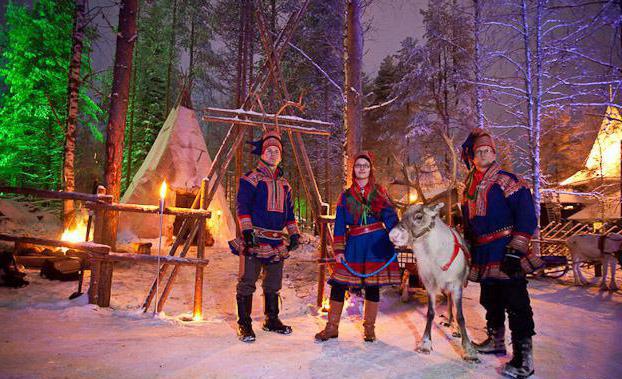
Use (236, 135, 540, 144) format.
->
(363, 300, 379, 342)
(315, 300, 344, 341)
(236, 294, 256, 343)
(262, 292, 292, 334)
(503, 337, 535, 379)
(474, 326, 507, 355)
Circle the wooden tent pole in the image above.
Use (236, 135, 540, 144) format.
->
(193, 178, 208, 320)
(155, 220, 202, 312)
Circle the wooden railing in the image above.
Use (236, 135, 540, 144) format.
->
(0, 185, 211, 318)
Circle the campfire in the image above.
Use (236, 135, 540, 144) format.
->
(59, 218, 89, 251)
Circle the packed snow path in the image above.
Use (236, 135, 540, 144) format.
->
(1, 246, 621, 379)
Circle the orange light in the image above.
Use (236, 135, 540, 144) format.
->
(60, 218, 89, 251)
(408, 192, 418, 204)
(193, 312, 202, 321)
(160, 180, 167, 200)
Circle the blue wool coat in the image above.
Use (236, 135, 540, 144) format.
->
(228, 160, 299, 262)
(329, 184, 401, 288)
(462, 162, 544, 282)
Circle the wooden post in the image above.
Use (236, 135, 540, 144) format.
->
(316, 220, 327, 307)
(89, 185, 114, 306)
(193, 178, 208, 321)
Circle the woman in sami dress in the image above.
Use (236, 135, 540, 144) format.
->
(315, 152, 401, 343)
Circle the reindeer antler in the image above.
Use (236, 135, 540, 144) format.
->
(388, 153, 428, 207)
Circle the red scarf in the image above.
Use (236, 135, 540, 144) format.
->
(349, 152, 389, 215)
(467, 169, 485, 199)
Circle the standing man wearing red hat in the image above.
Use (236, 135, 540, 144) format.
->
(229, 130, 300, 343)
(315, 152, 401, 343)
(460, 129, 544, 379)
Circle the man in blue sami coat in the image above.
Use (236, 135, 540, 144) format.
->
(461, 129, 544, 379)
(229, 130, 300, 343)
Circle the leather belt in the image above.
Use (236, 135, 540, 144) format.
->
(475, 228, 512, 246)
(348, 222, 385, 237)
(254, 228, 286, 240)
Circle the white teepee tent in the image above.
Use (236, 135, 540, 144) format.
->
(119, 105, 236, 247)
(560, 105, 622, 187)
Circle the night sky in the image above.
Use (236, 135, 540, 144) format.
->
(79, 0, 426, 77)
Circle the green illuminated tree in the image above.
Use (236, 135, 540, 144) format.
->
(0, 0, 102, 189)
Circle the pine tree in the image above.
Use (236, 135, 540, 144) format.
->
(0, 0, 101, 189)
(121, 0, 177, 190)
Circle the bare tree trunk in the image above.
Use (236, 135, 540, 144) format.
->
(343, 0, 363, 186)
(164, 0, 178, 115)
(125, 2, 141, 191)
(269, 0, 276, 108)
(323, 86, 331, 212)
(104, 0, 138, 249)
(235, 0, 249, 186)
(533, 0, 543, 224)
(188, 11, 196, 89)
(473, 0, 484, 130)
(234, 0, 244, 107)
(245, 0, 254, 171)
(520, 0, 542, 224)
(63, 0, 87, 228)
(248, 0, 254, 93)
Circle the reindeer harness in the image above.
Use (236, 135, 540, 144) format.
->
(414, 218, 471, 271)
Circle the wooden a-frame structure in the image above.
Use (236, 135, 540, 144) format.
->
(142, 0, 336, 313)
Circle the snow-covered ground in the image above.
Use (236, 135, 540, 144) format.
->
(1, 236, 621, 379)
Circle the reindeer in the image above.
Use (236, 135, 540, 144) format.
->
(566, 233, 621, 291)
(389, 202, 479, 362)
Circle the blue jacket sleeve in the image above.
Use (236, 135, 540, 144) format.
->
(506, 183, 537, 254)
(236, 177, 256, 231)
(332, 193, 347, 255)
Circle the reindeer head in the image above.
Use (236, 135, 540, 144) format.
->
(389, 202, 445, 247)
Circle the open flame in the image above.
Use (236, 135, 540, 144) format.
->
(160, 180, 167, 200)
(60, 218, 89, 251)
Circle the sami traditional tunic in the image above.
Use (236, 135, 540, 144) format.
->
(329, 182, 401, 288)
(229, 160, 300, 262)
(462, 162, 544, 282)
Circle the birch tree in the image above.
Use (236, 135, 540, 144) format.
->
(63, 0, 87, 227)
(475, 0, 622, 221)
(390, 0, 475, 223)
